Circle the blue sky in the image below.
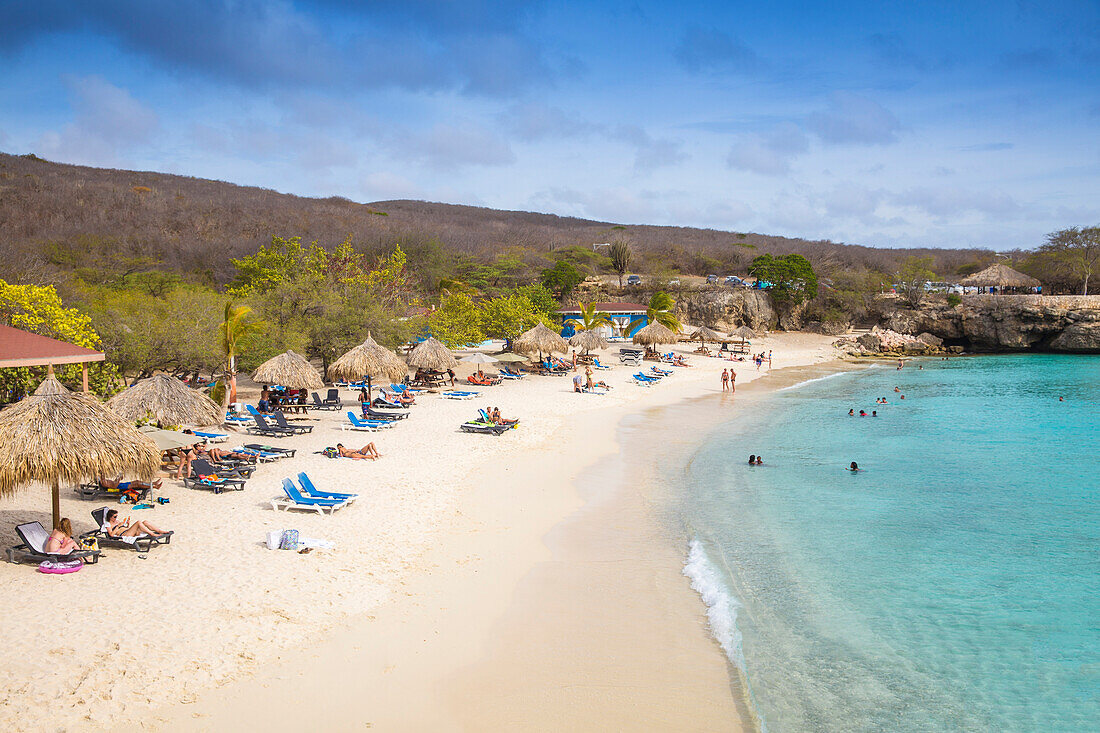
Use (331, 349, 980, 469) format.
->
(1, 1, 1098, 249)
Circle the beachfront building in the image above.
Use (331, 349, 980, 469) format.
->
(558, 302, 649, 338)
(0, 324, 105, 398)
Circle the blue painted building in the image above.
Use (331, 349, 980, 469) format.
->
(557, 302, 649, 338)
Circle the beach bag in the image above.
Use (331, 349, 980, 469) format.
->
(279, 529, 299, 551)
(321, 447, 339, 459)
(79, 537, 99, 553)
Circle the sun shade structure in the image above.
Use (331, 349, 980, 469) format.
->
(568, 329, 608, 353)
(692, 326, 726, 344)
(0, 325, 105, 393)
(959, 264, 1040, 289)
(0, 375, 160, 529)
(251, 351, 324, 389)
(493, 352, 528, 363)
(730, 325, 756, 340)
(107, 374, 223, 426)
(513, 323, 569, 358)
(631, 322, 678, 346)
(461, 353, 499, 364)
(406, 337, 458, 371)
(138, 426, 199, 451)
(329, 335, 408, 382)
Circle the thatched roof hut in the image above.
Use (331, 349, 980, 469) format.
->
(514, 323, 569, 357)
(0, 375, 161, 528)
(251, 351, 324, 389)
(960, 264, 1040, 289)
(692, 326, 726, 344)
(406, 337, 458, 371)
(107, 374, 223, 426)
(329, 336, 408, 383)
(569, 329, 607, 353)
(632, 322, 678, 346)
(730, 325, 756, 340)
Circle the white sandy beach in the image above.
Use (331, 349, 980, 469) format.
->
(0, 333, 841, 731)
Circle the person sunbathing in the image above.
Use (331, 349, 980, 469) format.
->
(336, 442, 382, 460)
(45, 518, 80, 555)
(585, 369, 611, 391)
(193, 443, 254, 464)
(386, 389, 415, 405)
(102, 509, 170, 539)
(100, 476, 162, 492)
(490, 407, 518, 426)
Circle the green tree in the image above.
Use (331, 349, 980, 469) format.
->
(570, 302, 613, 332)
(540, 260, 585, 300)
(609, 240, 632, 288)
(479, 293, 548, 342)
(628, 291, 681, 334)
(895, 256, 937, 307)
(427, 293, 485, 348)
(1040, 226, 1100, 295)
(0, 279, 120, 398)
(219, 302, 265, 406)
(749, 254, 819, 307)
(513, 284, 558, 319)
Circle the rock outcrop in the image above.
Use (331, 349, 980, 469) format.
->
(570, 285, 780, 331)
(835, 327, 947, 357)
(870, 294, 1100, 353)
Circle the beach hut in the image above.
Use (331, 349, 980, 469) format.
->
(0, 374, 160, 529)
(631, 322, 678, 347)
(959, 264, 1040, 294)
(514, 323, 570, 361)
(251, 351, 325, 390)
(568, 329, 608, 354)
(107, 374, 223, 427)
(692, 326, 726, 348)
(406, 337, 458, 371)
(328, 335, 408, 383)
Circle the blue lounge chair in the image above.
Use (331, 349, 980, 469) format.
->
(272, 478, 350, 514)
(297, 472, 358, 502)
(443, 390, 479, 400)
(191, 430, 228, 443)
(479, 409, 518, 427)
(498, 367, 525, 380)
(344, 412, 395, 432)
(592, 358, 611, 370)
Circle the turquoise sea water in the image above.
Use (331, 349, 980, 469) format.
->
(677, 356, 1099, 732)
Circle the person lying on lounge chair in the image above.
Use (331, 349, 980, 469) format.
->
(100, 476, 162, 493)
(45, 518, 80, 555)
(336, 442, 382, 460)
(490, 407, 518, 426)
(101, 509, 170, 540)
(193, 442, 255, 464)
(385, 389, 415, 405)
(585, 368, 612, 391)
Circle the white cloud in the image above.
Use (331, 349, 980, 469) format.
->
(37, 76, 159, 164)
(805, 91, 900, 145)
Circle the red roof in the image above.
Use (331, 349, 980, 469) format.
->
(0, 325, 105, 368)
(557, 302, 648, 314)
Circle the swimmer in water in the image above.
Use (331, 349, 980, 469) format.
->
(872, 410, 877, 417)
(900, 395, 905, 400)
(848, 409, 855, 416)
(755, 455, 763, 465)
(894, 386, 900, 392)
(1059, 396, 1064, 402)
(849, 461, 860, 472)
(749, 454, 756, 465)
(859, 409, 867, 416)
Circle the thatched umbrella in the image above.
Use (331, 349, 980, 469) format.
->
(107, 374, 223, 426)
(729, 324, 755, 349)
(692, 326, 726, 346)
(329, 335, 408, 383)
(514, 323, 569, 361)
(0, 375, 160, 529)
(960, 264, 1040, 291)
(251, 350, 324, 389)
(632, 322, 678, 347)
(569, 329, 607, 354)
(406, 337, 458, 371)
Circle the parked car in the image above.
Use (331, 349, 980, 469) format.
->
(668, 278, 680, 286)
(626, 275, 642, 285)
(706, 274, 719, 284)
(725, 275, 743, 286)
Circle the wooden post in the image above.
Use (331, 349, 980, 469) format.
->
(82, 363, 89, 393)
(51, 478, 61, 531)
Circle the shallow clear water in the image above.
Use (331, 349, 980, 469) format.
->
(677, 356, 1100, 732)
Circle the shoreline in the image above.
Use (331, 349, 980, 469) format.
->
(155, 337, 847, 731)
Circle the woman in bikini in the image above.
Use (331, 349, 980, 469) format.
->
(44, 518, 80, 554)
(336, 442, 382, 460)
(102, 509, 170, 539)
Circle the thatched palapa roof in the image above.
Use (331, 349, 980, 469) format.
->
(692, 326, 726, 343)
(513, 323, 569, 356)
(406, 337, 458, 371)
(251, 351, 324, 389)
(0, 375, 161, 528)
(959, 264, 1040, 288)
(730, 325, 756, 340)
(107, 374, 223, 426)
(569, 329, 608, 353)
(632, 322, 678, 346)
(329, 336, 408, 382)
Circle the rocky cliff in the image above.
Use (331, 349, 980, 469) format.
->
(871, 294, 1100, 353)
(569, 284, 780, 330)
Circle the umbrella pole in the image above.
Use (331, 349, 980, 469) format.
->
(51, 478, 60, 531)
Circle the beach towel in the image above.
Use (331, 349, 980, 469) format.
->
(279, 530, 300, 551)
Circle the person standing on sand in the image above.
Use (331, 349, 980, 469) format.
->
(730, 369, 736, 392)
(721, 369, 729, 391)
(768, 350, 773, 368)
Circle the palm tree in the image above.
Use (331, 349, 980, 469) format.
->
(218, 302, 264, 406)
(628, 291, 681, 335)
(571, 302, 613, 332)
